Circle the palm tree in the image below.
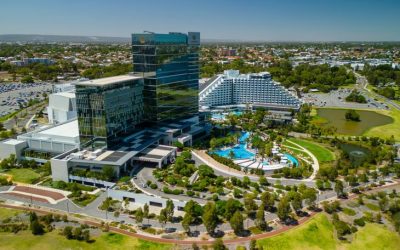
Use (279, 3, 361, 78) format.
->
(229, 150, 235, 160)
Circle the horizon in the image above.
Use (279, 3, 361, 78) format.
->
(1, 0, 400, 42)
(1, 34, 400, 43)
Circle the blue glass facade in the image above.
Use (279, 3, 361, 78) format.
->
(75, 77, 144, 150)
(132, 32, 200, 123)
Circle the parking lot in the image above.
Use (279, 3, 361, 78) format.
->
(301, 89, 389, 110)
(0, 82, 52, 117)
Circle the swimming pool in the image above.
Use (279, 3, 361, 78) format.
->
(213, 132, 255, 160)
(212, 131, 299, 166)
(211, 110, 243, 120)
(284, 153, 299, 166)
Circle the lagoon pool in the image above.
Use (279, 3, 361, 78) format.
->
(284, 153, 299, 166)
(211, 110, 243, 120)
(213, 132, 255, 160)
(212, 131, 299, 166)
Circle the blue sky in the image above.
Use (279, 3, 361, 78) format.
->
(1, 0, 399, 41)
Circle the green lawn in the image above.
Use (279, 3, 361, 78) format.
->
(0, 231, 173, 250)
(364, 203, 380, 211)
(6, 168, 41, 184)
(364, 108, 400, 141)
(346, 223, 400, 250)
(257, 214, 337, 250)
(257, 213, 400, 250)
(287, 138, 335, 162)
(0, 207, 21, 220)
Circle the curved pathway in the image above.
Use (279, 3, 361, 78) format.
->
(192, 150, 316, 187)
(284, 139, 320, 180)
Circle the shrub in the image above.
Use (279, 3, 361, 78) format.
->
(354, 217, 365, 227)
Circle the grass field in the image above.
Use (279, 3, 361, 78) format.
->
(346, 223, 400, 250)
(0, 207, 21, 220)
(257, 213, 400, 250)
(6, 168, 41, 183)
(287, 138, 335, 162)
(0, 231, 173, 250)
(257, 214, 337, 250)
(363, 108, 400, 141)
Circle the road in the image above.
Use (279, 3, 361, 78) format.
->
(355, 71, 400, 111)
(1, 180, 399, 246)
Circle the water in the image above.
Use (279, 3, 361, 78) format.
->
(339, 143, 370, 166)
(284, 153, 299, 166)
(213, 131, 299, 166)
(213, 132, 255, 159)
(211, 110, 243, 120)
(317, 108, 393, 135)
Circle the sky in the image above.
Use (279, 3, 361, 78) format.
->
(1, 0, 400, 41)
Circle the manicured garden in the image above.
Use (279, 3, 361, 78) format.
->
(6, 168, 41, 184)
(287, 138, 335, 162)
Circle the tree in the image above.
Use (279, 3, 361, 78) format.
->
(229, 210, 244, 235)
(224, 198, 243, 220)
(143, 203, 149, 223)
(135, 207, 144, 226)
(345, 109, 360, 122)
(302, 188, 317, 208)
(334, 180, 345, 198)
(63, 226, 73, 239)
(30, 219, 44, 235)
(291, 192, 303, 212)
(102, 166, 115, 181)
(202, 202, 218, 235)
(260, 191, 275, 211)
(73, 227, 82, 240)
(158, 209, 168, 229)
(277, 195, 291, 221)
(21, 75, 34, 83)
(255, 205, 267, 231)
(244, 194, 258, 216)
(250, 239, 258, 250)
(212, 238, 227, 250)
(228, 150, 235, 159)
(259, 176, 269, 186)
(192, 243, 200, 250)
(181, 213, 192, 234)
(82, 230, 90, 242)
(165, 199, 174, 222)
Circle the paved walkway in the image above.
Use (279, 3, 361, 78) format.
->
(192, 150, 316, 187)
(0, 180, 398, 246)
(284, 139, 320, 180)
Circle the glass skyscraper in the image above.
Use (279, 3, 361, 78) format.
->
(75, 75, 144, 150)
(132, 32, 200, 123)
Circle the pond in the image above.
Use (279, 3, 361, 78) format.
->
(339, 143, 371, 166)
(316, 108, 393, 135)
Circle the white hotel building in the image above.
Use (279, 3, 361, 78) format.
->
(199, 70, 301, 111)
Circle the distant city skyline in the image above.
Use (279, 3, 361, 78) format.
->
(1, 0, 400, 41)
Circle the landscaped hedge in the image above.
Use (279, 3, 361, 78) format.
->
(162, 187, 184, 195)
(208, 153, 242, 171)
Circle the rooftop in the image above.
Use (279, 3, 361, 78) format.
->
(52, 92, 75, 99)
(3, 139, 25, 145)
(73, 74, 142, 87)
(37, 120, 79, 138)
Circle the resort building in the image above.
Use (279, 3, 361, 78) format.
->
(199, 70, 301, 111)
